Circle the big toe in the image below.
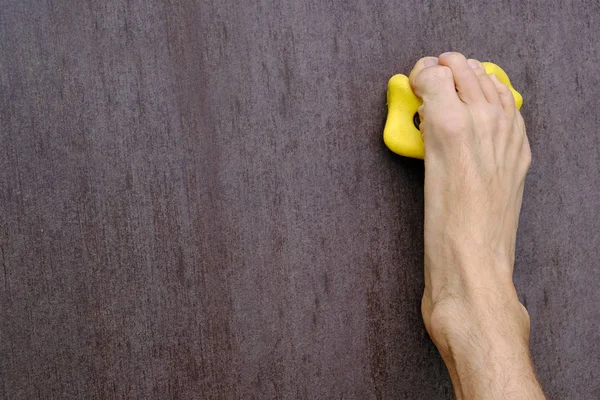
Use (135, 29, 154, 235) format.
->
(410, 61, 458, 104)
(438, 52, 486, 105)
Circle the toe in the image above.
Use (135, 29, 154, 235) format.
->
(409, 56, 439, 85)
(410, 64, 458, 104)
(467, 59, 500, 105)
(490, 74, 516, 117)
(438, 52, 486, 105)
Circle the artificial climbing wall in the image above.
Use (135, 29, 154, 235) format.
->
(1, 1, 599, 398)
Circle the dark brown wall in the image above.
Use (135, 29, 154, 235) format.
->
(1, 0, 599, 399)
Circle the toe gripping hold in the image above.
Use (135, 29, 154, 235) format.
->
(382, 62, 523, 159)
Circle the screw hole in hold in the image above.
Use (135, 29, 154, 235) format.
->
(413, 112, 421, 130)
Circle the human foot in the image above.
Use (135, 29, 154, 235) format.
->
(409, 52, 543, 399)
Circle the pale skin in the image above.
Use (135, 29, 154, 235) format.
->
(412, 52, 546, 399)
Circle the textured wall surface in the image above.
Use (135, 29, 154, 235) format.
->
(1, 0, 599, 399)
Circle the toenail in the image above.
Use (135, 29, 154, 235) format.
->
(468, 59, 480, 69)
(424, 57, 438, 67)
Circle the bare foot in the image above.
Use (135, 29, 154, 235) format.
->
(409, 52, 544, 399)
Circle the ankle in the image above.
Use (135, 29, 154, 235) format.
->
(423, 290, 531, 360)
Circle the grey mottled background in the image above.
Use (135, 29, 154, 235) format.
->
(1, 0, 599, 399)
